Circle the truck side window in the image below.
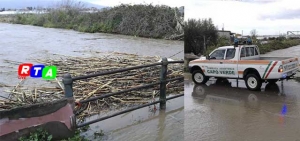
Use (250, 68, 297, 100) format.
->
(254, 47, 259, 55)
(249, 47, 254, 56)
(240, 48, 246, 58)
(246, 47, 252, 56)
(210, 49, 225, 60)
(225, 48, 235, 59)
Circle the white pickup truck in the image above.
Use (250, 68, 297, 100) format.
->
(188, 44, 299, 91)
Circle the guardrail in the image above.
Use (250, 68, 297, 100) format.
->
(62, 57, 184, 128)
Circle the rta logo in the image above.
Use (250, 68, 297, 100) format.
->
(18, 63, 57, 80)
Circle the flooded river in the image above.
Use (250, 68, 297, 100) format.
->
(0, 23, 183, 140)
(0, 22, 183, 94)
(83, 96, 183, 141)
(184, 45, 300, 141)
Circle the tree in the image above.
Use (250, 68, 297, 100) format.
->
(250, 29, 257, 39)
(184, 18, 218, 55)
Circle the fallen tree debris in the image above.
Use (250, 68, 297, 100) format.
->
(0, 52, 183, 119)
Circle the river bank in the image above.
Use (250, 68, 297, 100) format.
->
(0, 4, 184, 40)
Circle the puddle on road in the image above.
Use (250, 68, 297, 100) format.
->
(79, 95, 183, 141)
(184, 73, 300, 141)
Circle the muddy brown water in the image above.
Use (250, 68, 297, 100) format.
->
(83, 96, 183, 141)
(0, 23, 183, 140)
(0, 22, 183, 96)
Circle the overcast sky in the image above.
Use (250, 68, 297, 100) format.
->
(185, 0, 300, 36)
(89, 0, 299, 35)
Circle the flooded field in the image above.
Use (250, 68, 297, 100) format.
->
(184, 45, 300, 141)
(0, 23, 183, 140)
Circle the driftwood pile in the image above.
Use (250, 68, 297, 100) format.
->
(0, 52, 183, 119)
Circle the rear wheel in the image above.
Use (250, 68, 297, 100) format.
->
(245, 73, 262, 91)
(192, 70, 209, 84)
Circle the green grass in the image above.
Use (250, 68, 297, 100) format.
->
(18, 127, 91, 141)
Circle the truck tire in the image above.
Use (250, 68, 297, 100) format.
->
(192, 70, 209, 84)
(245, 73, 262, 91)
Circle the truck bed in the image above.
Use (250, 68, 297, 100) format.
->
(256, 57, 293, 61)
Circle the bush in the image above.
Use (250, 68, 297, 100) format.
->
(18, 128, 89, 141)
(258, 39, 300, 54)
(19, 128, 52, 141)
(10, 1, 183, 39)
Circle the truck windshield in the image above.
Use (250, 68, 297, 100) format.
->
(225, 49, 235, 59)
(210, 49, 226, 60)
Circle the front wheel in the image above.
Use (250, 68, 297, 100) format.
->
(192, 70, 209, 84)
(245, 74, 262, 91)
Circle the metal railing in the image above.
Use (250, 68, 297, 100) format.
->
(62, 57, 184, 128)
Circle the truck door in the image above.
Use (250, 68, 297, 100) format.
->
(219, 48, 238, 78)
(207, 49, 226, 77)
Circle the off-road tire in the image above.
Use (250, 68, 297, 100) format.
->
(192, 70, 209, 84)
(245, 73, 262, 91)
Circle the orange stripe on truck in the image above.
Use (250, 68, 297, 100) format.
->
(238, 60, 270, 65)
(238, 71, 244, 74)
(190, 60, 270, 65)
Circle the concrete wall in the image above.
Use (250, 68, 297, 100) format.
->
(0, 98, 76, 141)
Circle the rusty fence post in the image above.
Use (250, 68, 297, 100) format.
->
(62, 73, 76, 130)
(159, 57, 168, 110)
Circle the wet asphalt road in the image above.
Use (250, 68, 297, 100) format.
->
(184, 73, 300, 141)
